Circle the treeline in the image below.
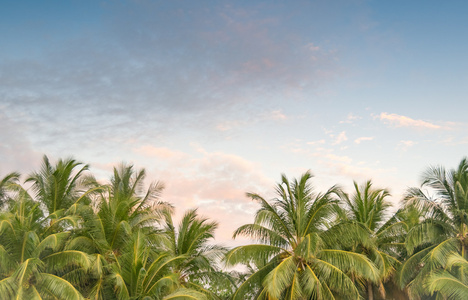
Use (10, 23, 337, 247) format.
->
(0, 155, 467, 300)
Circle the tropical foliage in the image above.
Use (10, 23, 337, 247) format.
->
(398, 158, 468, 299)
(1, 155, 468, 299)
(225, 172, 379, 299)
(338, 180, 407, 299)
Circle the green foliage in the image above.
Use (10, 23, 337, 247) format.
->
(226, 171, 379, 299)
(3, 155, 468, 299)
(399, 157, 468, 299)
(336, 180, 404, 299)
(0, 190, 87, 299)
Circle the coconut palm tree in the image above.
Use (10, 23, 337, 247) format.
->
(425, 253, 468, 299)
(79, 163, 209, 299)
(0, 188, 90, 299)
(0, 156, 103, 299)
(225, 171, 379, 300)
(24, 155, 100, 236)
(0, 172, 20, 210)
(399, 158, 468, 298)
(75, 163, 167, 297)
(89, 163, 168, 252)
(97, 227, 207, 300)
(26, 155, 94, 213)
(337, 180, 402, 300)
(162, 209, 234, 298)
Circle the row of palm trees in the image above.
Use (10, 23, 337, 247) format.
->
(1, 155, 467, 299)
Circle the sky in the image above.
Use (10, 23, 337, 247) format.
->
(1, 0, 468, 246)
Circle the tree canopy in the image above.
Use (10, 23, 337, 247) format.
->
(1, 155, 468, 299)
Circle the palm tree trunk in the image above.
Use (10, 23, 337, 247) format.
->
(367, 280, 373, 300)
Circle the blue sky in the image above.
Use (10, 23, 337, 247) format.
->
(1, 0, 468, 244)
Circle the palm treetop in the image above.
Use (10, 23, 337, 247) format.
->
(26, 156, 89, 208)
(226, 171, 379, 300)
(338, 180, 392, 232)
(238, 171, 341, 248)
(398, 158, 468, 298)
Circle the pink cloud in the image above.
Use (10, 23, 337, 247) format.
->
(378, 112, 441, 129)
(265, 109, 287, 121)
(310, 148, 397, 185)
(397, 140, 417, 152)
(305, 43, 320, 51)
(134, 146, 187, 160)
(354, 136, 374, 144)
(331, 131, 348, 145)
(130, 145, 274, 242)
(339, 113, 361, 124)
(216, 120, 244, 131)
(307, 139, 325, 145)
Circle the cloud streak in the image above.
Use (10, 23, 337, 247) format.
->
(354, 136, 374, 144)
(397, 140, 417, 152)
(332, 131, 348, 145)
(378, 112, 441, 129)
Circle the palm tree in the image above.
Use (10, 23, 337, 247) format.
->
(399, 157, 468, 298)
(0, 156, 103, 299)
(0, 188, 90, 299)
(25, 155, 100, 234)
(76, 163, 168, 297)
(86, 163, 169, 254)
(26, 155, 93, 213)
(99, 227, 207, 300)
(425, 253, 468, 299)
(337, 180, 402, 300)
(225, 171, 379, 299)
(0, 172, 20, 210)
(163, 209, 234, 298)
(80, 163, 209, 299)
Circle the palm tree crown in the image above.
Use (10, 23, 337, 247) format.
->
(400, 157, 468, 298)
(226, 171, 378, 299)
(337, 180, 403, 300)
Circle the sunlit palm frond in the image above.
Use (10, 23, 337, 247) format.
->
(426, 270, 468, 300)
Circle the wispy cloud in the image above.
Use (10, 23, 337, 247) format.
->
(438, 136, 468, 146)
(378, 112, 441, 129)
(130, 145, 273, 244)
(307, 139, 326, 145)
(134, 146, 187, 160)
(397, 140, 417, 152)
(310, 147, 397, 182)
(305, 43, 320, 51)
(265, 109, 288, 121)
(340, 113, 361, 124)
(1, 1, 338, 150)
(0, 112, 41, 176)
(354, 136, 374, 144)
(215, 109, 287, 132)
(215, 120, 244, 132)
(331, 131, 348, 145)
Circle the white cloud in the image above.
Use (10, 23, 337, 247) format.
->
(307, 139, 326, 145)
(354, 136, 374, 144)
(130, 145, 275, 244)
(0, 112, 42, 177)
(306, 43, 320, 51)
(397, 140, 417, 152)
(134, 146, 187, 160)
(266, 110, 287, 121)
(215, 120, 244, 132)
(310, 147, 398, 187)
(215, 109, 287, 132)
(340, 113, 361, 124)
(332, 131, 348, 145)
(378, 112, 441, 129)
